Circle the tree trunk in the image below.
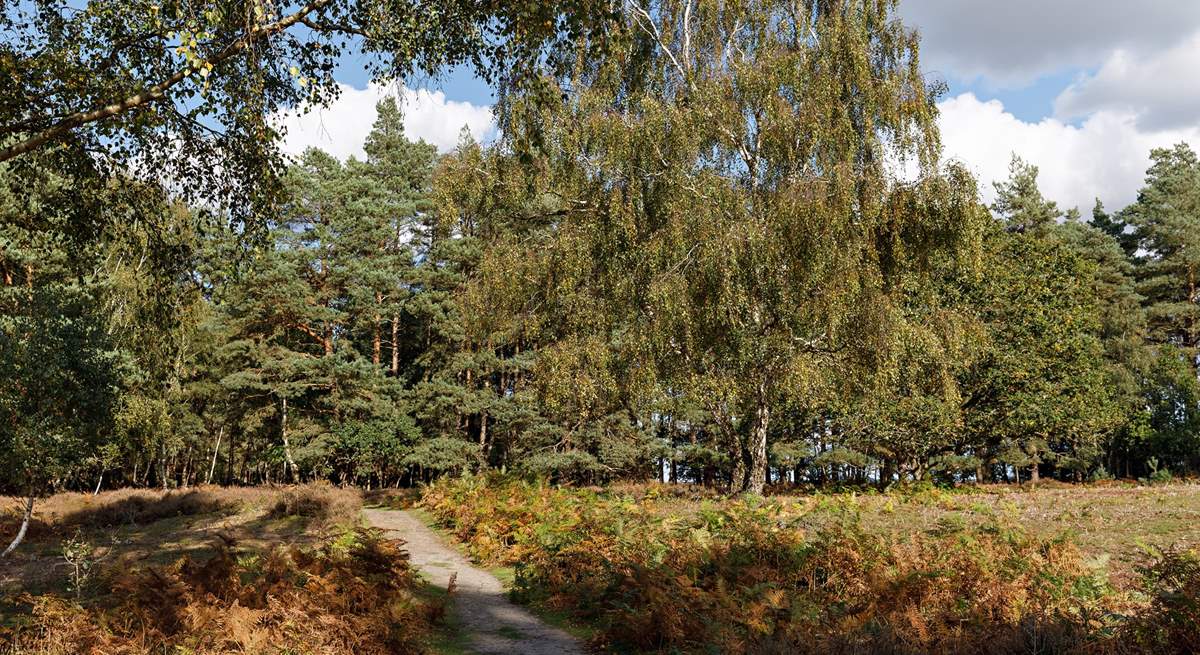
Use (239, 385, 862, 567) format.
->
(1189, 265, 1197, 376)
(479, 411, 489, 457)
(391, 315, 400, 376)
(227, 429, 236, 485)
(880, 461, 896, 489)
(731, 442, 748, 493)
(2, 497, 34, 558)
(93, 471, 104, 495)
(373, 292, 382, 366)
(462, 368, 472, 438)
(207, 426, 224, 484)
(281, 397, 298, 484)
(742, 392, 770, 495)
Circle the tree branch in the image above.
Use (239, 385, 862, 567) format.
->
(0, 0, 334, 163)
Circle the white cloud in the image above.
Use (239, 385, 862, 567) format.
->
(1054, 33, 1200, 132)
(899, 1, 1200, 87)
(937, 93, 1200, 212)
(276, 82, 494, 160)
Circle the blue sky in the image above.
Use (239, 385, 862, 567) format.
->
(953, 70, 1086, 125)
(283, 0, 1200, 214)
(329, 46, 1082, 126)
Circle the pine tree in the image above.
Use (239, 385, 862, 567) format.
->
(362, 98, 437, 378)
(1090, 199, 1138, 258)
(962, 163, 1117, 483)
(1059, 210, 1153, 477)
(992, 156, 1061, 233)
(1125, 144, 1200, 376)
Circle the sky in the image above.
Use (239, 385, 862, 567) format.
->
(279, 1, 1200, 213)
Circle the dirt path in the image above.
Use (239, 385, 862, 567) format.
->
(363, 508, 583, 655)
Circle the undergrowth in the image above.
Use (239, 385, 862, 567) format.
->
(266, 482, 363, 528)
(0, 483, 363, 543)
(1, 528, 440, 654)
(422, 476, 1197, 654)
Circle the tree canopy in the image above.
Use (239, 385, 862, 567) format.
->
(1, 0, 613, 224)
(2, 0, 1200, 509)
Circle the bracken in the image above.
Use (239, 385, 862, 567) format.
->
(1, 528, 439, 655)
(423, 477, 1132, 654)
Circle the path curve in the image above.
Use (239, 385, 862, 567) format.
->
(364, 508, 583, 655)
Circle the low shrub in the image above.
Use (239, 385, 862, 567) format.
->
(1110, 548, 1200, 654)
(59, 488, 240, 528)
(266, 483, 363, 528)
(0, 486, 270, 535)
(1, 529, 439, 654)
(362, 487, 422, 510)
(423, 477, 1118, 654)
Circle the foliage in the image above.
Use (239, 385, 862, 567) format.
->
(3, 0, 1200, 500)
(459, 0, 982, 494)
(60, 531, 104, 600)
(0, 0, 615, 226)
(0, 285, 123, 498)
(422, 477, 1117, 654)
(1, 529, 439, 654)
(1114, 548, 1200, 654)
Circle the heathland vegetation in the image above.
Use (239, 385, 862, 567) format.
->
(2, 0, 1199, 652)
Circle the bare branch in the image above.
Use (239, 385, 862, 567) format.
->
(629, 1, 687, 83)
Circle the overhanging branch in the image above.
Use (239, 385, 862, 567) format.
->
(0, 0, 334, 163)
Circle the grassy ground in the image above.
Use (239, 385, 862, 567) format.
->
(838, 482, 1200, 588)
(0, 484, 452, 655)
(593, 480, 1200, 590)
(0, 485, 360, 598)
(411, 478, 1200, 599)
(4, 481, 1195, 653)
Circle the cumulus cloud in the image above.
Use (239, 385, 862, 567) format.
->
(897, 2, 1200, 211)
(1054, 33, 1200, 132)
(276, 82, 494, 160)
(899, 1, 1200, 86)
(937, 93, 1200, 212)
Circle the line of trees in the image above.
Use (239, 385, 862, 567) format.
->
(3, 0, 1200, 517)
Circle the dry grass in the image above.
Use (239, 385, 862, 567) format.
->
(0, 484, 447, 655)
(362, 487, 423, 510)
(266, 482, 364, 527)
(2, 529, 440, 654)
(421, 477, 1200, 654)
(803, 482, 1200, 588)
(587, 481, 1200, 589)
(0, 484, 362, 596)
